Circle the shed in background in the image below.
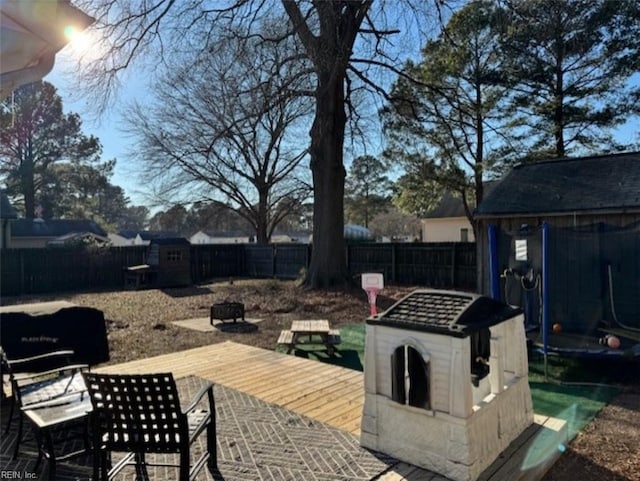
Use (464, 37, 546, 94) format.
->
(474, 151, 640, 359)
(124, 237, 192, 288)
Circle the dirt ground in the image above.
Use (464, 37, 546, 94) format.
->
(2, 279, 638, 481)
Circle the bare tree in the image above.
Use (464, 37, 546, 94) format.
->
(72, 0, 445, 287)
(124, 23, 312, 243)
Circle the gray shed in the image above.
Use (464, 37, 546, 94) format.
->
(474, 151, 640, 357)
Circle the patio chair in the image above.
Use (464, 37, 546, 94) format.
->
(1, 348, 89, 459)
(83, 372, 216, 481)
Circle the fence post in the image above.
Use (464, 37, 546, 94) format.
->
(450, 243, 458, 287)
(20, 250, 26, 295)
(391, 243, 397, 282)
(272, 245, 277, 278)
(345, 244, 350, 275)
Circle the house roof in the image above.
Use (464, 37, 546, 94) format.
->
(424, 182, 497, 219)
(12, 219, 107, 237)
(149, 237, 190, 246)
(118, 230, 180, 240)
(47, 232, 110, 246)
(1, 191, 17, 219)
(424, 191, 467, 218)
(197, 230, 252, 238)
(475, 151, 640, 218)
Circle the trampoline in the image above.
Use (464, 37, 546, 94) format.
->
(488, 222, 640, 361)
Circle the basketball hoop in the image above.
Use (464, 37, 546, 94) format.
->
(366, 288, 381, 316)
(362, 273, 384, 317)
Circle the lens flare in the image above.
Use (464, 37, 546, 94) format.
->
(64, 25, 78, 41)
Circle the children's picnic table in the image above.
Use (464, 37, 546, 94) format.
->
(277, 319, 341, 355)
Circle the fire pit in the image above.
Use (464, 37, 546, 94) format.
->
(210, 302, 245, 325)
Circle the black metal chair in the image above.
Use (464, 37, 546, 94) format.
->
(1, 348, 88, 459)
(83, 372, 216, 481)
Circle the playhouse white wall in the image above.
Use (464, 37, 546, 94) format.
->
(360, 314, 533, 481)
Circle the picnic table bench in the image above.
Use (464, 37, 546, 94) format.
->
(277, 320, 341, 355)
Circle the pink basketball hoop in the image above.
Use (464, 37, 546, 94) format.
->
(366, 288, 381, 316)
(361, 273, 384, 317)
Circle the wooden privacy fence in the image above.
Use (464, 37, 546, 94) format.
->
(1, 242, 476, 296)
(1, 246, 147, 296)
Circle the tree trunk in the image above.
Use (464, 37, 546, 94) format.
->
(21, 150, 35, 219)
(304, 73, 348, 289)
(256, 187, 269, 244)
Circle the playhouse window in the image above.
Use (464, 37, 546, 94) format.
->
(391, 345, 430, 409)
(166, 250, 182, 262)
(470, 328, 491, 386)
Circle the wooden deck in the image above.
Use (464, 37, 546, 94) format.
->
(95, 341, 567, 481)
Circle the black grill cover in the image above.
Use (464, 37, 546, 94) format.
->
(0, 301, 109, 366)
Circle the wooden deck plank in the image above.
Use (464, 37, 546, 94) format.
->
(96, 341, 566, 481)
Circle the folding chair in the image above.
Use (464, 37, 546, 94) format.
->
(1, 348, 88, 459)
(83, 372, 216, 481)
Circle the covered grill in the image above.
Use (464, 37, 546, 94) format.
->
(0, 301, 109, 366)
(360, 289, 533, 481)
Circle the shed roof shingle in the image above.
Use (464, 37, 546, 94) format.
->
(475, 151, 640, 217)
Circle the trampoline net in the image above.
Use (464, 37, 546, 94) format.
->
(494, 222, 640, 336)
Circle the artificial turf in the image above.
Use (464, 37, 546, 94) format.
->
(278, 322, 623, 440)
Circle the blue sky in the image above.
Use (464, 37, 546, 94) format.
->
(44, 44, 639, 212)
(45, 64, 148, 207)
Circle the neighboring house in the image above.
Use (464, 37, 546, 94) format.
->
(1, 191, 18, 249)
(344, 224, 372, 241)
(117, 230, 181, 246)
(421, 185, 496, 243)
(421, 192, 474, 243)
(47, 231, 110, 247)
(108, 233, 134, 246)
(10, 219, 108, 248)
(271, 230, 311, 243)
(190, 230, 253, 244)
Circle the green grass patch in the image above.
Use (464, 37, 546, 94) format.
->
(277, 323, 622, 440)
(275, 323, 366, 371)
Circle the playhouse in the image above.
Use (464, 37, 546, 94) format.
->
(360, 289, 533, 481)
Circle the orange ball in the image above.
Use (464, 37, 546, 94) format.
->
(552, 323, 562, 334)
(607, 335, 621, 349)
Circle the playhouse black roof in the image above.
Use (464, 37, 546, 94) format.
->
(118, 230, 180, 240)
(475, 151, 640, 217)
(367, 289, 522, 338)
